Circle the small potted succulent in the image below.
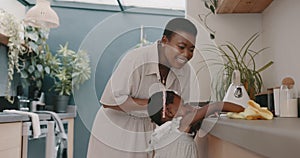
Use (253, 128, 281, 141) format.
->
(46, 42, 91, 112)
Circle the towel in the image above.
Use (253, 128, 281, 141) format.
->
(3, 110, 41, 138)
(226, 100, 273, 120)
(36, 111, 68, 158)
(35, 111, 67, 139)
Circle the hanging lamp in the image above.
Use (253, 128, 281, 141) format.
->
(24, 0, 59, 28)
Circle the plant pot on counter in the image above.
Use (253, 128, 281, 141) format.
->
(0, 96, 19, 112)
(53, 95, 70, 113)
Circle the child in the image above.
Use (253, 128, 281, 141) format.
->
(147, 90, 244, 158)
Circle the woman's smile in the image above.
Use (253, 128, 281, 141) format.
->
(175, 55, 188, 65)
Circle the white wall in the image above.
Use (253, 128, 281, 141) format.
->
(0, 0, 26, 19)
(187, 0, 300, 100)
(186, 0, 264, 101)
(262, 0, 300, 93)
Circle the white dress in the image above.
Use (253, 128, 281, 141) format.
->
(149, 117, 198, 158)
(87, 42, 196, 158)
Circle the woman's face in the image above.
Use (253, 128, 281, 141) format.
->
(161, 31, 196, 69)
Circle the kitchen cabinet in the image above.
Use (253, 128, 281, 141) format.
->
(0, 122, 22, 158)
(0, 106, 76, 158)
(195, 130, 263, 158)
(207, 134, 263, 158)
(22, 109, 76, 158)
(21, 117, 75, 158)
(217, 0, 273, 14)
(65, 118, 74, 158)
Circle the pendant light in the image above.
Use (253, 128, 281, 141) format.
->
(24, 0, 59, 28)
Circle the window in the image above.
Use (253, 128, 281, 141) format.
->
(55, 0, 185, 10)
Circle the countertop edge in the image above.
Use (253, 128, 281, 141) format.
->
(201, 117, 300, 158)
(0, 106, 77, 123)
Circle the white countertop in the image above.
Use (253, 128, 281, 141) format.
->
(0, 106, 76, 123)
(201, 116, 300, 158)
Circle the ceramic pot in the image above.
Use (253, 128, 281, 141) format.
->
(53, 95, 69, 113)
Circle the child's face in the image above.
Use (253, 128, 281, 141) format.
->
(162, 94, 193, 122)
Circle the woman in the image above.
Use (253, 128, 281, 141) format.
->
(87, 18, 198, 158)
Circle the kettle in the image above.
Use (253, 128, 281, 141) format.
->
(223, 70, 249, 108)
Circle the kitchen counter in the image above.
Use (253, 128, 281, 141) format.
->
(200, 116, 300, 158)
(0, 106, 76, 158)
(0, 113, 28, 123)
(0, 106, 76, 123)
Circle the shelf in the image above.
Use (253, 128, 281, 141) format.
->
(0, 33, 9, 45)
(216, 0, 273, 14)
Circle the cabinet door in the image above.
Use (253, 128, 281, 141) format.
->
(0, 122, 22, 158)
(208, 134, 263, 158)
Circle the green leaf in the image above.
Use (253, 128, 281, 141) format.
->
(210, 33, 215, 39)
(210, 5, 215, 14)
(20, 71, 28, 78)
(213, 0, 218, 8)
(34, 70, 41, 78)
(28, 65, 35, 74)
(27, 31, 39, 42)
(45, 66, 50, 74)
(37, 64, 43, 72)
(28, 41, 38, 53)
(257, 61, 274, 73)
(205, 1, 210, 9)
(37, 80, 42, 89)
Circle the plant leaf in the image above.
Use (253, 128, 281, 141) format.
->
(213, 0, 218, 8)
(205, 1, 209, 9)
(45, 66, 50, 74)
(28, 65, 35, 74)
(210, 5, 215, 14)
(20, 71, 28, 78)
(37, 64, 43, 72)
(257, 61, 274, 73)
(203, 33, 272, 100)
(210, 33, 215, 39)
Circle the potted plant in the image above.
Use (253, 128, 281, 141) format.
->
(199, 0, 218, 39)
(1, 9, 51, 103)
(19, 26, 50, 99)
(46, 43, 91, 112)
(202, 33, 273, 100)
(1, 9, 26, 103)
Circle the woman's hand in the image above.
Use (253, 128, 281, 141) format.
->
(103, 96, 148, 112)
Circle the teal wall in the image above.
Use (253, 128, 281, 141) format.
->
(0, 45, 10, 96)
(41, 4, 184, 158)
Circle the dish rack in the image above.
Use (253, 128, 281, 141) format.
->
(22, 119, 68, 158)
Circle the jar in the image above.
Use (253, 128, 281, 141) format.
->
(279, 77, 298, 117)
